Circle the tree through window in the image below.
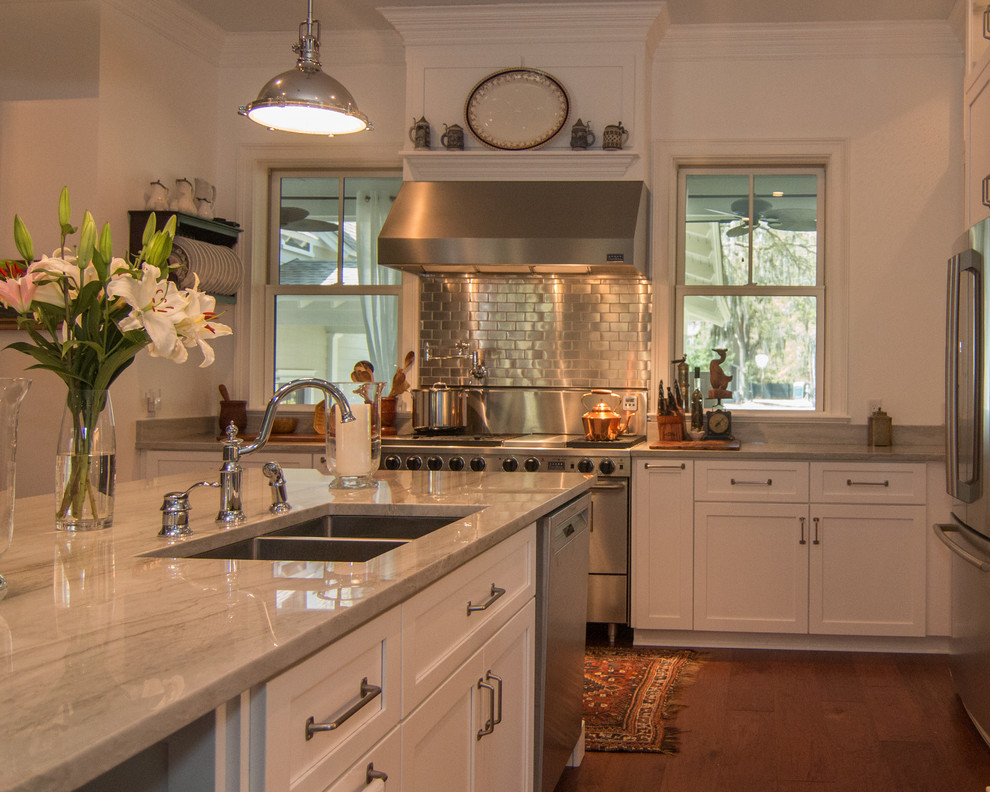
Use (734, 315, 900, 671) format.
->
(677, 168, 824, 411)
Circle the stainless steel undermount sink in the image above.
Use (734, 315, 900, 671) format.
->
(150, 511, 473, 563)
(188, 536, 408, 562)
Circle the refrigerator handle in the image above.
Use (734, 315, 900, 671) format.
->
(933, 521, 990, 572)
(946, 249, 983, 502)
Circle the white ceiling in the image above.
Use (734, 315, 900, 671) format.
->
(177, 0, 958, 33)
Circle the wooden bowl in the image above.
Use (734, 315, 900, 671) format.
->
(271, 416, 298, 435)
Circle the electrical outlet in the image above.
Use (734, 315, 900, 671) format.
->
(622, 395, 639, 412)
(868, 399, 882, 414)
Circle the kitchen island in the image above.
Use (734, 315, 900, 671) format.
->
(0, 465, 591, 792)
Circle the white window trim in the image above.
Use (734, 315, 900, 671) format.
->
(651, 138, 849, 420)
(234, 148, 419, 408)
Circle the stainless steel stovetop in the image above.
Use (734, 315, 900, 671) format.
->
(380, 434, 645, 476)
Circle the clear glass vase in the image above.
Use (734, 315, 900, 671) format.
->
(0, 378, 31, 601)
(55, 389, 116, 531)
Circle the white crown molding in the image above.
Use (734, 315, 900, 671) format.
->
(401, 149, 638, 180)
(102, 0, 224, 65)
(656, 19, 961, 61)
(378, 1, 667, 47)
(221, 29, 404, 68)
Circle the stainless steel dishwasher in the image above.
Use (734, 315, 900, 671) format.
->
(534, 493, 591, 792)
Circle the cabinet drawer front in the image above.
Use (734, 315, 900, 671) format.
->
(810, 462, 926, 504)
(321, 725, 400, 792)
(401, 524, 535, 716)
(695, 461, 809, 502)
(263, 608, 401, 792)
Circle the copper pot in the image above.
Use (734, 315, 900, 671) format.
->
(581, 389, 627, 441)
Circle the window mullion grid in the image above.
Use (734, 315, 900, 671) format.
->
(677, 284, 822, 298)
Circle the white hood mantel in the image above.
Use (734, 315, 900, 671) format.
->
(378, 1, 667, 183)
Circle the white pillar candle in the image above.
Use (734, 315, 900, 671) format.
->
(334, 403, 372, 476)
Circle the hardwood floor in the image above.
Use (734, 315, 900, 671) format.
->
(555, 634, 990, 792)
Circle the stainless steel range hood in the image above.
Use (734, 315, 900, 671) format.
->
(377, 180, 649, 276)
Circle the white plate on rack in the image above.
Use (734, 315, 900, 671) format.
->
(465, 68, 569, 151)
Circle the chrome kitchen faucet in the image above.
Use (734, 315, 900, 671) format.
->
(216, 378, 355, 524)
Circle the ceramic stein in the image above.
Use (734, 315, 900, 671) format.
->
(601, 122, 629, 151)
(569, 119, 596, 150)
(169, 178, 197, 214)
(194, 178, 216, 219)
(145, 180, 168, 211)
(409, 116, 431, 150)
(441, 123, 464, 151)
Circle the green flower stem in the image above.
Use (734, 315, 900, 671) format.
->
(56, 390, 109, 524)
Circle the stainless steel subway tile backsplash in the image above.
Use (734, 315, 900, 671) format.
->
(419, 275, 651, 389)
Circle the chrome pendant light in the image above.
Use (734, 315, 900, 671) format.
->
(238, 0, 370, 136)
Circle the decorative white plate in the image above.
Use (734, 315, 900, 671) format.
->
(465, 68, 569, 151)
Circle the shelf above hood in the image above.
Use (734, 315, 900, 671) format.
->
(377, 180, 649, 277)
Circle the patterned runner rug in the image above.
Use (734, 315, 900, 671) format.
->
(583, 645, 701, 753)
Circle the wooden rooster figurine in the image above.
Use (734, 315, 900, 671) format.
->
(708, 348, 734, 400)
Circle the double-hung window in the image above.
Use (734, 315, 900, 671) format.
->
(676, 167, 824, 411)
(267, 170, 403, 403)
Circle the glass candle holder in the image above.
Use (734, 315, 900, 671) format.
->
(325, 382, 384, 489)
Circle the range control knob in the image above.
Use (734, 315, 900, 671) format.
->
(448, 456, 465, 471)
(470, 457, 487, 472)
(383, 455, 401, 471)
(577, 458, 595, 474)
(427, 456, 444, 471)
(524, 457, 540, 472)
(406, 456, 423, 471)
(599, 458, 616, 475)
(502, 457, 519, 472)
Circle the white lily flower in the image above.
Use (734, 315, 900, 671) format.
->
(174, 279, 233, 367)
(107, 264, 189, 359)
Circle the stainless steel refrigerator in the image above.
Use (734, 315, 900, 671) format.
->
(938, 216, 990, 746)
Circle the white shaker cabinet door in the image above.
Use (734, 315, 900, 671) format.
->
(694, 502, 810, 634)
(808, 504, 927, 637)
(630, 460, 694, 629)
(401, 600, 535, 792)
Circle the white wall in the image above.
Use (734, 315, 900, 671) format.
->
(652, 21, 963, 425)
(0, 0, 229, 495)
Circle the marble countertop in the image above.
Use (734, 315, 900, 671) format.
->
(631, 441, 944, 462)
(0, 467, 592, 792)
(135, 417, 945, 462)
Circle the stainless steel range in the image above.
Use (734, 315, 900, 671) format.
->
(378, 386, 647, 643)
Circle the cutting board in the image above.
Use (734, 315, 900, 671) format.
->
(649, 439, 740, 450)
(217, 433, 324, 443)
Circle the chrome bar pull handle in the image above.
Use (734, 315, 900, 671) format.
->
(730, 478, 772, 486)
(305, 678, 382, 740)
(846, 478, 889, 487)
(486, 671, 503, 726)
(813, 516, 821, 545)
(477, 678, 496, 740)
(799, 516, 807, 545)
(644, 463, 686, 470)
(467, 583, 505, 615)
